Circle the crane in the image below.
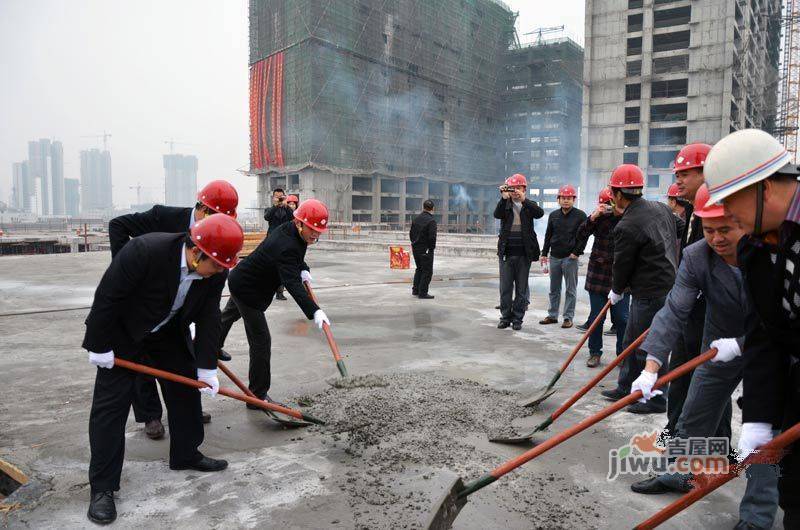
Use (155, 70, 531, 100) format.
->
(129, 182, 160, 205)
(81, 131, 112, 151)
(164, 138, 196, 154)
(523, 25, 565, 45)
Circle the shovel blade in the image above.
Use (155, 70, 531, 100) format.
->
(262, 409, 312, 428)
(517, 385, 557, 408)
(488, 431, 536, 444)
(424, 477, 467, 530)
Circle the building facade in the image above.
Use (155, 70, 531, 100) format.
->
(11, 161, 30, 211)
(64, 178, 80, 217)
(580, 0, 781, 202)
(80, 148, 113, 215)
(26, 139, 65, 216)
(163, 154, 198, 207)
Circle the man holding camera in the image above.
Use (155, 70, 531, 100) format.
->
(264, 188, 293, 300)
(494, 174, 544, 330)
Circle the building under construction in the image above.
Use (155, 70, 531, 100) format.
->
(248, 0, 516, 230)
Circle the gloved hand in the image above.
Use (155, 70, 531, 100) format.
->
(631, 370, 662, 402)
(710, 338, 742, 363)
(301, 270, 313, 284)
(197, 368, 219, 396)
(314, 309, 330, 330)
(89, 351, 115, 369)
(608, 290, 624, 305)
(737, 422, 774, 461)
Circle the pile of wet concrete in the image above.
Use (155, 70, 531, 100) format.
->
(297, 373, 602, 529)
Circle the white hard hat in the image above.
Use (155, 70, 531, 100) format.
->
(705, 129, 793, 204)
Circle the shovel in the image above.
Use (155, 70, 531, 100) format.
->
(114, 358, 325, 425)
(518, 300, 612, 407)
(424, 347, 719, 530)
(217, 361, 311, 428)
(304, 280, 349, 378)
(491, 327, 649, 444)
(634, 420, 800, 529)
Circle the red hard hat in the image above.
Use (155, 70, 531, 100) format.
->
(598, 187, 614, 204)
(190, 214, 244, 269)
(505, 173, 528, 187)
(667, 183, 680, 198)
(197, 180, 239, 217)
(692, 184, 725, 218)
(293, 198, 329, 233)
(286, 194, 299, 203)
(673, 143, 712, 173)
(558, 185, 577, 198)
(609, 164, 645, 189)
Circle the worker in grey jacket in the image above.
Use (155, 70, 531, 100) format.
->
(628, 185, 778, 530)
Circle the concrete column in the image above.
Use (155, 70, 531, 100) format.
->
(372, 176, 381, 224)
(399, 178, 407, 229)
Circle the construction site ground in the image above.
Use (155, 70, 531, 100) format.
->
(0, 249, 774, 529)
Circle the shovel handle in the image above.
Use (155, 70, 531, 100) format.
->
(548, 328, 649, 424)
(113, 358, 325, 425)
(634, 421, 800, 530)
(217, 361, 255, 397)
(558, 300, 612, 373)
(459, 347, 719, 498)
(304, 281, 349, 378)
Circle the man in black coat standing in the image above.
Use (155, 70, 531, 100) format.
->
(83, 215, 244, 524)
(409, 199, 437, 299)
(494, 173, 544, 330)
(263, 188, 293, 300)
(107, 180, 239, 439)
(219, 199, 331, 404)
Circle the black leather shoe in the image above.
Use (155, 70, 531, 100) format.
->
(604, 326, 617, 336)
(87, 490, 116, 524)
(627, 401, 667, 414)
(275, 292, 287, 301)
(170, 455, 228, 472)
(218, 349, 232, 361)
(497, 321, 511, 329)
(201, 411, 211, 424)
(630, 477, 671, 495)
(512, 322, 522, 331)
(418, 293, 434, 299)
(494, 305, 501, 309)
(600, 388, 627, 401)
(144, 419, 164, 440)
(576, 323, 590, 331)
(246, 393, 269, 410)
(412, 290, 418, 296)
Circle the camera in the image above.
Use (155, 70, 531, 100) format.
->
(500, 185, 512, 193)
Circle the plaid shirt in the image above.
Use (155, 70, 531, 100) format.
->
(577, 213, 621, 294)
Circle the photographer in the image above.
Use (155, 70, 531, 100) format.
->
(493, 174, 544, 330)
(263, 188, 293, 300)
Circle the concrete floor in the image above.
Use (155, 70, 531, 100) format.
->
(0, 249, 770, 529)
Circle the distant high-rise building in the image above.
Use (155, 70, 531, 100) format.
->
(64, 178, 80, 217)
(163, 154, 198, 207)
(12, 161, 31, 211)
(80, 148, 113, 214)
(27, 138, 65, 215)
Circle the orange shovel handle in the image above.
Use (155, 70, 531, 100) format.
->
(558, 300, 612, 373)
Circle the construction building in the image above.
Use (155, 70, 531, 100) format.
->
(163, 153, 198, 207)
(64, 178, 80, 217)
(11, 161, 30, 212)
(80, 148, 113, 215)
(247, 0, 517, 231)
(580, 0, 781, 202)
(24, 139, 65, 216)
(500, 36, 584, 212)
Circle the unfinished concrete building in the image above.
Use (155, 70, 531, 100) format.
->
(580, 0, 781, 203)
(248, 0, 515, 231)
(500, 37, 584, 212)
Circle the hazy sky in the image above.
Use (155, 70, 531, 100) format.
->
(0, 0, 585, 210)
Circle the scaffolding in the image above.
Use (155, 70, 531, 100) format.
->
(778, 0, 800, 160)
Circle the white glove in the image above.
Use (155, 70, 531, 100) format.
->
(313, 309, 330, 330)
(89, 351, 115, 369)
(197, 368, 219, 396)
(737, 422, 774, 461)
(301, 270, 313, 284)
(631, 370, 662, 402)
(710, 338, 742, 363)
(608, 290, 624, 305)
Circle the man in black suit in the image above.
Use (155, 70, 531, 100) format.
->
(263, 188, 293, 301)
(107, 180, 239, 439)
(83, 215, 244, 524)
(409, 199, 437, 299)
(219, 199, 330, 404)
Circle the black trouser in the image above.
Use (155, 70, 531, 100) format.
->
(131, 354, 162, 423)
(665, 297, 705, 434)
(219, 296, 271, 398)
(780, 364, 800, 529)
(616, 295, 669, 407)
(499, 253, 532, 324)
(88, 322, 204, 492)
(412, 246, 434, 295)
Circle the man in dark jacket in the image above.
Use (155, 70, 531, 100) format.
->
(575, 187, 629, 367)
(219, 199, 330, 403)
(83, 215, 243, 524)
(540, 184, 587, 328)
(409, 199, 437, 299)
(107, 180, 238, 438)
(493, 173, 544, 330)
(264, 188, 293, 300)
(600, 164, 679, 414)
(703, 129, 800, 527)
